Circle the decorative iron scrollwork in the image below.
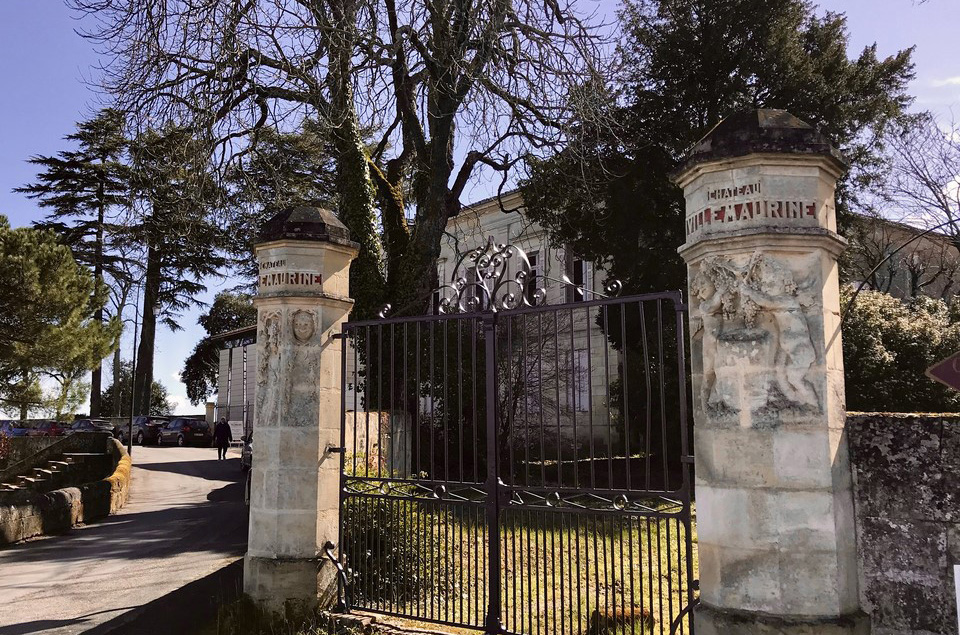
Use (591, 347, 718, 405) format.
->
(377, 237, 623, 317)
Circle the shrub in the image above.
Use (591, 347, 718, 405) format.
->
(842, 286, 960, 412)
(341, 455, 433, 607)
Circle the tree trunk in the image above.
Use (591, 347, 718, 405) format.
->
(133, 245, 160, 417)
(89, 178, 106, 416)
(112, 345, 122, 417)
(326, 0, 386, 320)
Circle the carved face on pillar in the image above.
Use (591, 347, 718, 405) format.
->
(292, 310, 316, 343)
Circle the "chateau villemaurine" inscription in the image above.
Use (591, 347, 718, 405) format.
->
(686, 181, 820, 236)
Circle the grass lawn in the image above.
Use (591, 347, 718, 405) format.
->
(342, 497, 698, 635)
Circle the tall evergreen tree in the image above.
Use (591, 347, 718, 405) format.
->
(181, 292, 257, 405)
(127, 125, 229, 417)
(16, 109, 131, 416)
(522, 0, 915, 294)
(227, 122, 338, 286)
(101, 359, 172, 417)
(0, 217, 120, 419)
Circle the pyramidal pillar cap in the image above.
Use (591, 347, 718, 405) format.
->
(257, 205, 359, 249)
(673, 109, 849, 256)
(672, 109, 848, 185)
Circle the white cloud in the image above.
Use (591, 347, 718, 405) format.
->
(932, 77, 960, 88)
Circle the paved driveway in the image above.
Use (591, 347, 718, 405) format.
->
(0, 445, 248, 635)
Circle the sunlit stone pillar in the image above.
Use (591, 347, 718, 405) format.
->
(244, 206, 358, 612)
(674, 110, 867, 634)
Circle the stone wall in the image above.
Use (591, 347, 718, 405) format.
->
(0, 438, 132, 545)
(0, 436, 66, 473)
(847, 413, 960, 635)
(0, 432, 111, 482)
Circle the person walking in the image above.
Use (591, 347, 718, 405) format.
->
(214, 417, 233, 460)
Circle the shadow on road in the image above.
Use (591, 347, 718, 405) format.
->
(133, 457, 245, 482)
(0, 486, 247, 565)
(87, 559, 244, 635)
(0, 608, 140, 635)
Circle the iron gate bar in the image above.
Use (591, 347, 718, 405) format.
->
(337, 289, 697, 634)
(483, 315, 501, 634)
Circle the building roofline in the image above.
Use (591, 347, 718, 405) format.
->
(451, 188, 523, 218)
(210, 324, 257, 343)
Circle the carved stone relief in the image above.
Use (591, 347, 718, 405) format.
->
(292, 309, 316, 343)
(256, 310, 283, 427)
(256, 308, 323, 428)
(690, 251, 821, 419)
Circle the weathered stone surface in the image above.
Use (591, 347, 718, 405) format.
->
(847, 413, 960, 634)
(695, 603, 869, 635)
(677, 111, 861, 626)
(245, 216, 357, 610)
(680, 109, 847, 173)
(847, 414, 944, 521)
(258, 205, 355, 246)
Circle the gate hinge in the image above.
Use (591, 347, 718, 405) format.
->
(681, 455, 695, 464)
(331, 332, 347, 340)
(326, 446, 346, 454)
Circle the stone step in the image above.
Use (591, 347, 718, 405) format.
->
(18, 476, 45, 486)
(33, 468, 53, 478)
(48, 460, 70, 468)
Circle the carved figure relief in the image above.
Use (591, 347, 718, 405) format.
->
(292, 309, 316, 343)
(690, 251, 820, 417)
(256, 310, 283, 426)
(284, 308, 320, 425)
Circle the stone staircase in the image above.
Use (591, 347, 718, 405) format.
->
(0, 452, 112, 495)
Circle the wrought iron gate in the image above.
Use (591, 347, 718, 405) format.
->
(335, 246, 696, 635)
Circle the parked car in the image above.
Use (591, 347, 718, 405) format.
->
(0, 421, 31, 437)
(65, 419, 114, 435)
(128, 416, 168, 445)
(157, 418, 212, 447)
(29, 420, 65, 437)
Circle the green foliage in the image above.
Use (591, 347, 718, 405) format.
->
(842, 286, 960, 412)
(17, 108, 132, 416)
(181, 292, 257, 405)
(127, 125, 230, 415)
(17, 109, 131, 282)
(342, 458, 432, 606)
(197, 595, 365, 635)
(227, 122, 338, 286)
(101, 359, 172, 416)
(521, 0, 915, 294)
(0, 219, 120, 419)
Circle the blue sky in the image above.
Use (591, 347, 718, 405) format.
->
(0, 0, 958, 415)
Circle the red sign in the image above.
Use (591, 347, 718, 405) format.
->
(925, 351, 960, 391)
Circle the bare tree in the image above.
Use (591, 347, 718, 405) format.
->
(71, 0, 612, 317)
(848, 112, 960, 301)
(883, 113, 960, 245)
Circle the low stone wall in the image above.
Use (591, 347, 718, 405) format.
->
(0, 436, 61, 472)
(0, 432, 112, 483)
(847, 413, 960, 635)
(0, 438, 132, 545)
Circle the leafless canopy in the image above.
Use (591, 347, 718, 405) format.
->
(72, 0, 612, 205)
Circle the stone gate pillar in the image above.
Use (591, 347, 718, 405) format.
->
(673, 110, 867, 633)
(244, 206, 358, 612)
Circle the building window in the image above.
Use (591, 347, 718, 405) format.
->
(525, 250, 540, 305)
(568, 254, 593, 303)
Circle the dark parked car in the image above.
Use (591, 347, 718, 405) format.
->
(157, 418, 212, 447)
(66, 419, 114, 435)
(29, 421, 65, 437)
(129, 416, 168, 445)
(0, 421, 31, 437)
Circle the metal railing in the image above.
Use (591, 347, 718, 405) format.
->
(337, 291, 696, 634)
